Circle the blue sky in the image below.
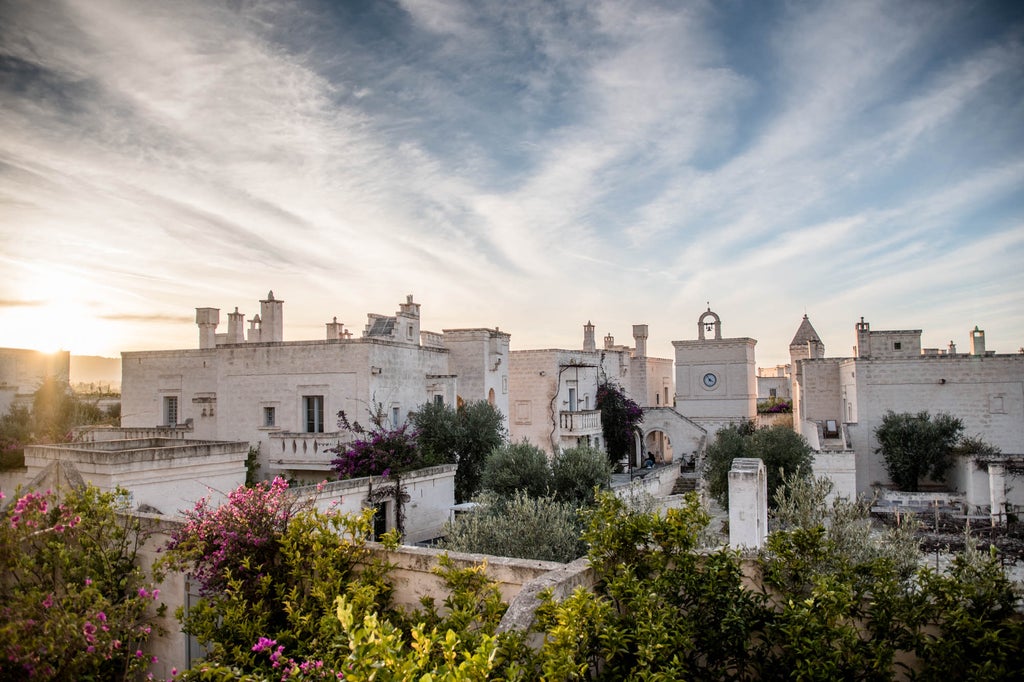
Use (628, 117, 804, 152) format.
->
(1, 0, 1022, 366)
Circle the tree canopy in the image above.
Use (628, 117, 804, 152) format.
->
(704, 422, 814, 510)
(411, 400, 506, 503)
(874, 411, 964, 491)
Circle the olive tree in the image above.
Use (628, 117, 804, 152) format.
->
(874, 411, 964, 491)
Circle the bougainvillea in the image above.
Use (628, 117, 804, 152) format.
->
(595, 381, 644, 468)
(159, 479, 395, 676)
(328, 409, 420, 480)
(0, 485, 161, 680)
(162, 477, 295, 596)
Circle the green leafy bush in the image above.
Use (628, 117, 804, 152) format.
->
(481, 440, 552, 498)
(550, 445, 612, 506)
(442, 490, 586, 563)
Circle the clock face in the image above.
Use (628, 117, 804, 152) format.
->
(702, 372, 718, 388)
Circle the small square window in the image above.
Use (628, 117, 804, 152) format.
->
(263, 406, 276, 427)
(893, 342, 902, 350)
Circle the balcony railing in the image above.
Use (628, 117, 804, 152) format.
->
(559, 409, 602, 435)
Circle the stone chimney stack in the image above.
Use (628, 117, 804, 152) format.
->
(226, 307, 245, 344)
(396, 294, 421, 344)
(632, 324, 648, 358)
(326, 317, 345, 340)
(970, 326, 986, 356)
(583, 321, 596, 352)
(196, 308, 219, 349)
(260, 291, 284, 342)
(604, 332, 615, 350)
(948, 340, 957, 355)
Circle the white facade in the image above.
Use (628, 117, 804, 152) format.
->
(673, 309, 758, 436)
(121, 293, 509, 480)
(792, 318, 1024, 497)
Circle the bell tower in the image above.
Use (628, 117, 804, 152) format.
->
(672, 307, 757, 435)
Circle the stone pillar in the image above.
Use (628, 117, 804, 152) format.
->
(989, 463, 1007, 526)
(729, 458, 768, 550)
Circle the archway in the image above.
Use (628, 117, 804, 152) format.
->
(644, 429, 673, 465)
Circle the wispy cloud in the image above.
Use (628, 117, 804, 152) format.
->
(0, 0, 1021, 359)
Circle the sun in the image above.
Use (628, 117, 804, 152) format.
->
(1, 268, 115, 355)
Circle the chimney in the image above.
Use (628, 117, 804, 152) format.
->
(195, 308, 220, 349)
(326, 317, 345, 340)
(260, 291, 284, 342)
(583, 321, 596, 352)
(632, 324, 648, 358)
(970, 326, 986, 356)
(948, 340, 957, 356)
(226, 307, 245, 344)
(604, 332, 615, 350)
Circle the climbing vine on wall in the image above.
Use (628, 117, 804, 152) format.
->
(595, 381, 643, 468)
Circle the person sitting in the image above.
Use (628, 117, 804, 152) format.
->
(643, 453, 656, 469)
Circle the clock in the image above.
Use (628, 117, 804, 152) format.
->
(702, 372, 718, 389)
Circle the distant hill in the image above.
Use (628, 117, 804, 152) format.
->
(70, 355, 121, 392)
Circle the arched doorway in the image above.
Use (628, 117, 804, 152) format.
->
(644, 429, 673, 465)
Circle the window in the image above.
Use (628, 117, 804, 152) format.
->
(263, 406, 276, 427)
(164, 396, 178, 426)
(568, 387, 577, 412)
(894, 342, 902, 350)
(656, 393, 660, 405)
(434, 394, 444, 406)
(769, 388, 777, 398)
(391, 406, 400, 428)
(372, 502, 389, 541)
(303, 395, 324, 433)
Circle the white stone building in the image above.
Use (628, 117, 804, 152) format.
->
(509, 322, 705, 466)
(790, 316, 1024, 507)
(121, 293, 509, 481)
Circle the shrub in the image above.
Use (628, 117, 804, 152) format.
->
(442, 490, 586, 563)
(159, 479, 394, 672)
(481, 440, 552, 498)
(0, 485, 161, 680)
(550, 445, 612, 506)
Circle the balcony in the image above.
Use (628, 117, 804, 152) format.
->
(269, 431, 344, 472)
(559, 409, 602, 435)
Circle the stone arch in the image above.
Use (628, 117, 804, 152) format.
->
(698, 309, 721, 340)
(641, 407, 708, 470)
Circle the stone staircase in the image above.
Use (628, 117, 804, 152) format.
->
(671, 474, 697, 495)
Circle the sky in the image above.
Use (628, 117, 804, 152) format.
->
(1, 0, 1022, 367)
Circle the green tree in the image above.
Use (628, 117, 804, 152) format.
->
(595, 381, 643, 469)
(550, 444, 612, 506)
(412, 400, 507, 503)
(704, 422, 813, 510)
(875, 411, 964, 491)
(481, 440, 552, 498)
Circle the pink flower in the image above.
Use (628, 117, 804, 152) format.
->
(85, 578, 92, 586)
(41, 593, 53, 609)
(96, 611, 107, 622)
(135, 649, 143, 658)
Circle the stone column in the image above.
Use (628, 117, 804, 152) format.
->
(729, 458, 768, 550)
(989, 463, 1007, 526)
